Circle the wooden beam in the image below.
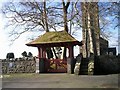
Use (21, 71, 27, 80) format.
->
(42, 47, 46, 58)
(68, 46, 74, 58)
(38, 47, 43, 58)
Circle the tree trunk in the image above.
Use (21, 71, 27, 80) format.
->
(62, 0, 70, 32)
(81, 2, 100, 58)
(81, 2, 100, 75)
(81, 2, 90, 58)
(43, 1, 54, 59)
(62, 0, 70, 59)
(43, 1, 49, 32)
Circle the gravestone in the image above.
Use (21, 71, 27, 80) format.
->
(74, 54, 82, 75)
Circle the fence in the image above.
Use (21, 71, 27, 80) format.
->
(2, 57, 36, 74)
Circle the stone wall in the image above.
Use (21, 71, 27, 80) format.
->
(2, 57, 36, 74)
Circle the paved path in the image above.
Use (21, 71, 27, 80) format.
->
(2, 73, 119, 88)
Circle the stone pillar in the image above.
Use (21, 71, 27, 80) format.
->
(88, 53, 94, 75)
(67, 58, 72, 74)
(7, 59, 9, 74)
(67, 46, 74, 74)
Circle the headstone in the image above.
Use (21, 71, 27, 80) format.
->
(74, 62, 81, 75)
(88, 53, 94, 75)
(74, 54, 83, 75)
(88, 61, 94, 75)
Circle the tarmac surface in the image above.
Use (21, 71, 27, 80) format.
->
(2, 73, 119, 88)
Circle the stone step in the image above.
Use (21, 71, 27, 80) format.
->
(80, 66, 88, 69)
(79, 58, 89, 75)
(79, 72, 88, 75)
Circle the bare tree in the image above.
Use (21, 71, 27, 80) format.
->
(62, 0, 70, 32)
(80, 2, 100, 58)
(2, 1, 118, 39)
(2, 1, 58, 42)
(73, 2, 119, 57)
(2, 1, 118, 57)
(2, 1, 73, 41)
(98, 2, 119, 40)
(43, 1, 49, 32)
(2, 1, 42, 41)
(61, 0, 70, 58)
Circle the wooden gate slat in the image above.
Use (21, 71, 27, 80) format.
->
(46, 59, 67, 73)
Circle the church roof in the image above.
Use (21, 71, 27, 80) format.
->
(26, 31, 82, 47)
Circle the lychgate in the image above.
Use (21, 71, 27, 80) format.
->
(26, 31, 82, 73)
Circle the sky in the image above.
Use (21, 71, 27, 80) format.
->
(0, 16, 81, 59)
(0, 11, 81, 59)
(0, 21, 39, 59)
(0, 0, 119, 59)
(0, 21, 81, 59)
(0, 0, 83, 59)
(0, 1, 39, 59)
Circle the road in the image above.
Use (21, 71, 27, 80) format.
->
(2, 73, 119, 88)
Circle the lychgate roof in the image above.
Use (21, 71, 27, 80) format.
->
(26, 31, 82, 47)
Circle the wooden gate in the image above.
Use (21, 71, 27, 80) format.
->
(45, 59, 67, 73)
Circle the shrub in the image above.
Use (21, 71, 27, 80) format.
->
(95, 55, 119, 74)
